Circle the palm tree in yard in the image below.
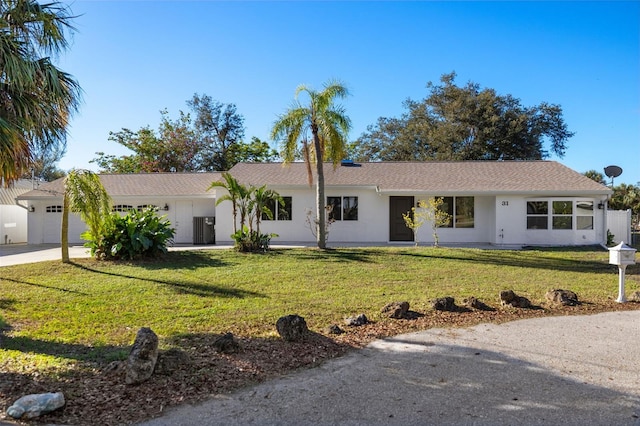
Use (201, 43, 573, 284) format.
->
(271, 80, 351, 249)
(209, 172, 246, 234)
(62, 169, 111, 263)
(250, 184, 283, 236)
(1, 0, 82, 184)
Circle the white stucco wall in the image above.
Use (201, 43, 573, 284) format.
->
(215, 187, 392, 245)
(0, 205, 28, 244)
(26, 197, 215, 245)
(495, 196, 605, 246)
(217, 190, 607, 247)
(413, 196, 495, 245)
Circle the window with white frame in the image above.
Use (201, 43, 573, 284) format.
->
(527, 200, 594, 230)
(438, 196, 474, 228)
(327, 196, 358, 221)
(576, 201, 594, 230)
(262, 196, 292, 221)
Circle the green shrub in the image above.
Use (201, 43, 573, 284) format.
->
(86, 208, 175, 260)
(231, 225, 277, 253)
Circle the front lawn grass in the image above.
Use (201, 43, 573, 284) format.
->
(1, 246, 638, 370)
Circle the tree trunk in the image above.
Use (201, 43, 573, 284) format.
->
(313, 133, 326, 249)
(61, 192, 70, 263)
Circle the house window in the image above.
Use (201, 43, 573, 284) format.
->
(527, 201, 548, 230)
(137, 204, 156, 211)
(45, 205, 63, 213)
(113, 205, 133, 212)
(438, 196, 474, 228)
(552, 201, 573, 230)
(576, 201, 594, 230)
(327, 196, 358, 221)
(262, 196, 292, 221)
(527, 200, 593, 231)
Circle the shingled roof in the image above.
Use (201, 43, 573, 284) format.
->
(0, 179, 34, 204)
(17, 173, 220, 200)
(226, 161, 612, 196)
(16, 162, 611, 200)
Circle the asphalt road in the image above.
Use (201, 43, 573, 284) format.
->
(139, 310, 640, 426)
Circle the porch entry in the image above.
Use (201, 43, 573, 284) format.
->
(389, 196, 414, 241)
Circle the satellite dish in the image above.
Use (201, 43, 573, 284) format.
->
(604, 165, 623, 187)
(604, 165, 623, 178)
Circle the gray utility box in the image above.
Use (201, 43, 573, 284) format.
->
(193, 217, 215, 245)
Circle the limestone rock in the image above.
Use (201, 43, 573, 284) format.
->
(381, 301, 410, 319)
(432, 296, 456, 311)
(463, 296, 494, 311)
(212, 332, 240, 354)
(545, 289, 580, 306)
(325, 324, 344, 335)
(345, 313, 369, 326)
(500, 290, 532, 308)
(155, 348, 191, 375)
(628, 291, 640, 303)
(276, 315, 309, 341)
(125, 327, 159, 385)
(7, 392, 65, 419)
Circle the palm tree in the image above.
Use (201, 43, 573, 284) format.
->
(1, 0, 82, 184)
(62, 169, 111, 263)
(209, 172, 245, 234)
(271, 80, 351, 249)
(250, 184, 283, 236)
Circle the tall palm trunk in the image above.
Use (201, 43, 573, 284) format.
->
(312, 129, 326, 249)
(61, 191, 70, 263)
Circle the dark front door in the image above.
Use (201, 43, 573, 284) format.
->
(389, 196, 414, 241)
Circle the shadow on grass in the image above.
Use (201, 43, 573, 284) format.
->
(400, 248, 616, 274)
(272, 247, 377, 263)
(2, 277, 89, 295)
(0, 333, 129, 363)
(69, 260, 265, 299)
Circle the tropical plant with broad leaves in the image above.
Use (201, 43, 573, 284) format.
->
(90, 207, 175, 260)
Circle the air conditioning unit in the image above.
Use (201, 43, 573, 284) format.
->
(193, 217, 215, 244)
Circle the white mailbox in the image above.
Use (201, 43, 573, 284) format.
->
(608, 241, 637, 303)
(608, 242, 637, 266)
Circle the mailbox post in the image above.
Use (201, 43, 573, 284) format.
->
(608, 242, 637, 303)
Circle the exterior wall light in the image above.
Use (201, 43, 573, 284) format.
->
(29, 205, 35, 212)
(164, 203, 169, 211)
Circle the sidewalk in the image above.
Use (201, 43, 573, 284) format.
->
(0, 244, 233, 267)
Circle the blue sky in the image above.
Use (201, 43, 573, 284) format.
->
(57, 1, 639, 185)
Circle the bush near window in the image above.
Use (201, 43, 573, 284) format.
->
(85, 208, 175, 260)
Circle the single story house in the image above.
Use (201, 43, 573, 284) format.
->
(16, 161, 614, 248)
(215, 161, 613, 247)
(17, 173, 219, 245)
(0, 179, 33, 245)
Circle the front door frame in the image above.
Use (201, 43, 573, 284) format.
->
(389, 196, 415, 242)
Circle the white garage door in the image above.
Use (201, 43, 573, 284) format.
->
(43, 208, 86, 244)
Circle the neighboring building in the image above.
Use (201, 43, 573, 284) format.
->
(17, 173, 219, 245)
(0, 179, 33, 245)
(214, 161, 613, 247)
(17, 161, 614, 248)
